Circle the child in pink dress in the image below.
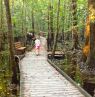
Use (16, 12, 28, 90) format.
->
(35, 37, 41, 55)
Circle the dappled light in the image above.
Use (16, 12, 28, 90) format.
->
(83, 45, 90, 57)
(83, 16, 90, 57)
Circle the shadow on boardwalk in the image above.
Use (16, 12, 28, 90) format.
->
(20, 37, 86, 97)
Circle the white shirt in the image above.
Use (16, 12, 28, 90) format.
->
(35, 39, 41, 46)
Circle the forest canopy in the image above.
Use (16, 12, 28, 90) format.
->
(0, 0, 87, 37)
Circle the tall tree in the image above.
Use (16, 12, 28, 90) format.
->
(85, 0, 95, 68)
(31, 0, 35, 35)
(47, 1, 54, 51)
(52, 0, 60, 56)
(47, 2, 51, 50)
(0, 0, 3, 51)
(21, 0, 25, 35)
(4, 0, 15, 67)
(82, 1, 95, 96)
(21, 0, 27, 45)
(21, 0, 24, 34)
(61, 0, 66, 43)
(32, 9, 35, 34)
(4, 1, 20, 95)
(71, 0, 79, 49)
(83, 16, 90, 61)
(50, 0, 53, 34)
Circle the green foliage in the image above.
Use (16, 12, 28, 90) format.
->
(0, 0, 87, 36)
(53, 56, 83, 86)
(0, 51, 11, 96)
(75, 65, 83, 86)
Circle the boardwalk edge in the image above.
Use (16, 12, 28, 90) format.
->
(47, 59, 92, 97)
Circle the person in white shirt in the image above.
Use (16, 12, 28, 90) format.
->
(35, 36, 41, 55)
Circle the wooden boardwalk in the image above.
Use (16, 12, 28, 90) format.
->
(20, 37, 90, 97)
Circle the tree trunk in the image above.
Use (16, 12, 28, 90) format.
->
(0, 0, 3, 51)
(85, 0, 95, 69)
(4, 1, 20, 95)
(4, 0, 15, 68)
(86, 23, 95, 68)
(52, 0, 60, 56)
(32, 9, 35, 34)
(61, 1, 66, 43)
(71, 0, 79, 49)
(22, 0, 25, 35)
(21, 0, 27, 46)
(50, 1, 54, 50)
(82, 16, 90, 61)
(47, 4, 50, 50)
(47, 1, 54, 51)
(0, 0, 3, 29)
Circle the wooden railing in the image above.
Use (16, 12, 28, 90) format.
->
(48, 59, 92, 97)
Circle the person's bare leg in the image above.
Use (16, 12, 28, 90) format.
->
(35, 49, 38, 55)
(38, 49, 40, 55)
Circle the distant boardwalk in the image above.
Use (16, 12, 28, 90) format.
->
(20, 37, 86, 97)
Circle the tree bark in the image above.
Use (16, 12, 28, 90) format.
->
(50, 1, 53, 34)
(86, 23, 95, 68)
(47, 1, 54, 51)
(52, 0, 60, 56)
(82, 16, 90, 61)
(4, 0, 15, 67)
(0, 0, 3, 51)
(4, 2, 20, 95)
(71, 0, 79, 49)
(32, 9, 35, 34)
(85, 0, 95, 68)
(22, 0, 24, 35)
(47, 4, 50, 50)
(61, 1, 66, 43)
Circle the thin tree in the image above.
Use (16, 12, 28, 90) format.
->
(21, 0, 24, 36)
(32, 9, 35, 34)
(50, 0, 53, 34)
(61, 1, 66, 43)
(52, 0, 60, 56)
(31, 0, 35, 35)
(4, 0, 15, 67)
(47, 0, 54, 51)
(0, 0, 3, 51)
(71, 0, 79, 49)
(21, 0, 27, 45)
(47, 2, 51, 50)
(83, 16, 90, 61)
(4, 1, 20, 95)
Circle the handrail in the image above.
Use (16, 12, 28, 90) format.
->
(47, 59, 92, 97)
